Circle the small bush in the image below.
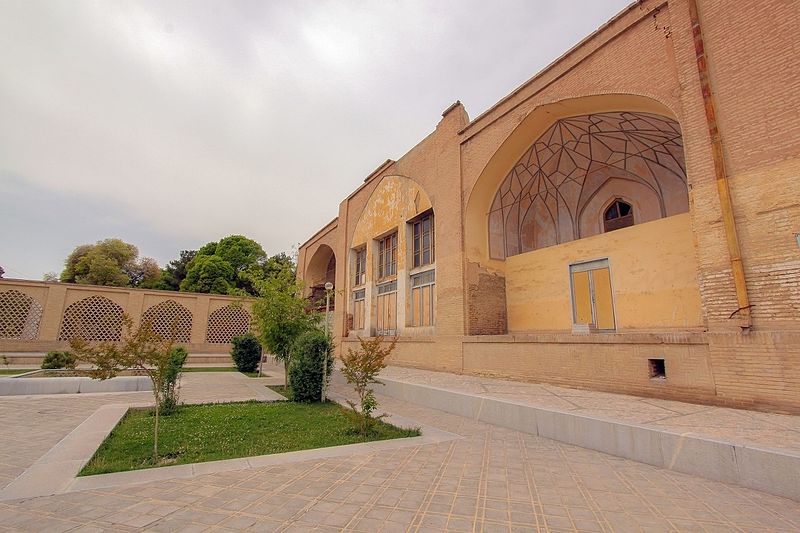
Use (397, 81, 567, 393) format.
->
(41, 351, 77, 369)
(341, 336, 396, 437)
(231, 333, 262, 373)
(288, 330, 334, 402)
(160, 347, 188, 415)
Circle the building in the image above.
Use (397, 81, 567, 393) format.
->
(297, 0, 800, 413)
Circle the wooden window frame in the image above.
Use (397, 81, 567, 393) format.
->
(411, 213, 435, 269)
(377, 232, 398, 280)
(353, 247, 366, 287)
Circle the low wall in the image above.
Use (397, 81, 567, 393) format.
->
(0, 375, 152, 395)
(0, 279, 255, 355)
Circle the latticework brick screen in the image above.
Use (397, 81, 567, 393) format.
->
(206, 304, 251, 343)
(0, 289, 43, 340)
(58, 295, 125, 342)
(142, 299, 193, 343)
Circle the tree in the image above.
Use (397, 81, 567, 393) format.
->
(158, 250, 197, 291)
(0, 265, 4, 279)
(252, 269, 315, 387)
(179, 236, 285, 296)
(59, 238, 160, 288)
(340, 337, 397, 437)
(180, 255, 235, 294)
(128, 257, 161, 288)
(69, 315, 177, 462)
(42, 272, 59, 282)
(215, 235, 266, 273)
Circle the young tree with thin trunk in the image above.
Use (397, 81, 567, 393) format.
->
(340, 336, 397, 437)
(69, 315, 176, 462)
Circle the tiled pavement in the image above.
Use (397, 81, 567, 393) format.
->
(378, 367, 800, 454)
(0, 375, 799, 531)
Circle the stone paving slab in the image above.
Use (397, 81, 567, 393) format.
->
(0, 385, 799, 531)
(363, 366, 800, 502)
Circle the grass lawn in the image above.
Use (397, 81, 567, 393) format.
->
(267, 385, 292, 399)
(0, 368, 36, 375)
(80, 401, 419, 476)
(182, 367, 262, 378)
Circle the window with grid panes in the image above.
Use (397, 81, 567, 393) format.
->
(412, 214, 434, 268)
(353, 247, 366, 286)
(377, 232, 397, 279)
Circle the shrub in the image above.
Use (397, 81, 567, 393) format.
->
(160, 347, 188, 415)
(41, 351, 77, 369)
(231, 333, 262, 373)
(288, 330, 334, 402)
(340, 337, 396, 437)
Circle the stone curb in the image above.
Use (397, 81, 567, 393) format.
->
(367, 374, 800, 502)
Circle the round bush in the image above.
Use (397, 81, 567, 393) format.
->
(288, 330, 334, 402)
(230, 333, 262, 373)
(41, 351, 77, 369)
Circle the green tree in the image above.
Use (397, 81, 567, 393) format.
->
(252, 269, 315, 387)
(340, 337, 397, 437)
(215, 235, 266, 273)
(180, 255, 235, 294)
(69, 315, 176, 462)
(158, 250, 197, 291)
(59, 238, 159, 288)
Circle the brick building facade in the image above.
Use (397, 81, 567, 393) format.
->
(298, 0, 800, 413)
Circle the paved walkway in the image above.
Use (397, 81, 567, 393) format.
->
(0, 374, 798, 531)
(0, 372, 278, 491)
(379, 367, 800, 455)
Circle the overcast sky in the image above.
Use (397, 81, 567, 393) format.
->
(1, 0, 630, 279)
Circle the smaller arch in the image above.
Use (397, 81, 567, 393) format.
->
(58, 295, 124, 342)
(603, 198, 634, 233)
(142, 300, 193, 343)
(206, 304, 251, 344)
(0, 290, 43, 340)
(305, 244, 336, 309)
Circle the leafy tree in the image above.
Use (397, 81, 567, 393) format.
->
(288, 330, 334, 402)
(69, 315, 177, 462)
(215, 235, 266, 273)
(0, 265, 4, 278)
(128, 257, 161, 288)
(252, 269, 315, 387)
(59, 238, 160, 288)
(158, 250, 197, 291)
(180, 255, 234, 294)
(160, 347, 188, 415)
(42, 271, 59, 282)
(230, 333, 262, 373)
(340, 336, 397, 437)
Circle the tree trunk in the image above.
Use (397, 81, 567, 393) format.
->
(153, 392, 160, 462)
(284, 359, 289, 388)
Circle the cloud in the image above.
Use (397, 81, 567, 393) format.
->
(0, 0, 630, 278)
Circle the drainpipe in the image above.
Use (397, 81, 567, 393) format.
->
(687, 0, 752, 329)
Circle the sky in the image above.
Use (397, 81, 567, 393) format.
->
(0, 0, 631, 279)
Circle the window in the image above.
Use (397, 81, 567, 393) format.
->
(377, 232, 397, 279)
(412, 214, 435, 268)
(570, 259, 615, 331)
(352, 288, 366, 331)
(375, 281, 397, 335)
(410, 269, 435, 327)
(603, 199, 634, 232)
(353, 248, 366, 286)
(649, 358, 666, 379)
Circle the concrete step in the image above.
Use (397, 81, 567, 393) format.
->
(355, 373, 800, 502)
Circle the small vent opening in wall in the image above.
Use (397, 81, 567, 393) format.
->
(649, 358, 666, 380)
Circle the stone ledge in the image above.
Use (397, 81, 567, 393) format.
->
(370, 375, 800, 502)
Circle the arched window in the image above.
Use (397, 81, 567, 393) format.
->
(604, 200, 634, 232)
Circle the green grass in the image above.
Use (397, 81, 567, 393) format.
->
(182, 367, 262, 377)
(0, 368, 36, 376)
(267, 385, 292, 400)
(80, 401, 419, 476)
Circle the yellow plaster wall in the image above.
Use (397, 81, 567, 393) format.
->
(505, 214, 703, 332)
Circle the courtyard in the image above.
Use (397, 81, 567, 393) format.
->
(0, 368, 798, 532)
